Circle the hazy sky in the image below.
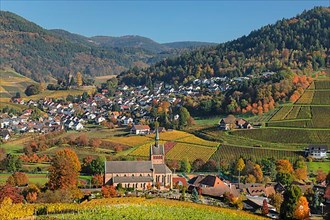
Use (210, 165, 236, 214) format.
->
(1, 0, 329, 43)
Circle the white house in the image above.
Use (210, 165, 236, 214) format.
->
(130, 124, 150, 135)
(0, 130, 10, 141)
(305, 145, 328, 159)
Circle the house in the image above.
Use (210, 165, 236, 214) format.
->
(219, 115, 253, 130)
(219, 115, 236, 130)
(244, 196, 278, 218)
(131, 124, 150, 135)
(0, 129, 10, 141)
(104, 130, 172, 190)
(188, 175, 239, 198)
(73, 122, 84, 131)
(305, 145, 328, 159)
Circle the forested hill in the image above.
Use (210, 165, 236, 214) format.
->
(0, 11, 215, 82)
(119, 7, 330, 86)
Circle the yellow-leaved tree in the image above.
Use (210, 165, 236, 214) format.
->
(76, 71, 83, 87)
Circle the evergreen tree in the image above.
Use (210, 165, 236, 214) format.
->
(280, 185, 302, 219)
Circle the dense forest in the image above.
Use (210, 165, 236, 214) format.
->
(119, 7, 329, 86)
(0, 11, 215, 82)
(117, 7, 329, 116)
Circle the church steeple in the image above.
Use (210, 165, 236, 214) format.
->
(155, 126, 159, 147)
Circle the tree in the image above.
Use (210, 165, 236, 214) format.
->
(316, 169, 327, 183)
(25, 84, 40, 96)
(276, 172, 294, 185)
(90, 156, 105, 175)
(202, 159, 217, 172)
(294, 168, 308, 181)
(253, 164, 263, 183)
(246, 174, 256, 183)
(178, 107, 191, 129)
(89, 138, 102, 150)
(76, 72, 83, 86)
(280, 185, 302, 219)
(11, 172, 28, 186)
(48, 148, 81, 190)
(91, 174, 103, 187)
(192, 188, 199, 202)
(293, 196, 310, 220)
(4, 154, 22, 172)
(262, 199, 269, 216)
(269, 192, 283, 212)
(181, 158, 191, 173)
(101, 185, 116, 198)
(14, 92, 21, 99)
(0, 184, 23, 203)
(192, 158, 205, 172)
(276, 159, 294, 174)
(76, 134, 88, 146)
(236, 158, 245, 187)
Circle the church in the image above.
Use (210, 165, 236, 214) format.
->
(104, 129, 173, 190)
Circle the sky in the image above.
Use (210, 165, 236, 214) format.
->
(1, 0, 329, 43)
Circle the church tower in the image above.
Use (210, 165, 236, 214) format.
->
(150, 127, 165, 164)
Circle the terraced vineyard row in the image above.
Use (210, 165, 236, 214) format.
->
(296, 90, 314, 104)
(211, 145, 302, 161)
(312, 91, 330, 105)
(296, 106, 311, 119)
(314, 81, 330, 89)
(270, 106, 293, 121)
(233, 128, 330, 144)
(285, 106, 301, 119)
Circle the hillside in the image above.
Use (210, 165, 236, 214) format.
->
(0, 68, 37, 99)
(119, 7, 330, 85)
(0, 11, 215, 82)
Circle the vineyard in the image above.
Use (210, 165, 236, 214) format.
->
(269, 106, 293, 121)
(295, 90, 314, 104)
(312, 91, 330, 105)
(0, 197, 266, 220)
(232, 128, 330, 144)
(166, 143, 217, 162)
(314, 80, 330, 89)
(128, 131, 219, 161)
(211, 145, 302, 161)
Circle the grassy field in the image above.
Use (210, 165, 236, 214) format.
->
(307, 162, 330, 173)
(94, 75, 116, 86)
(0, 135, 33, 154)
(0, 173, 48, 185)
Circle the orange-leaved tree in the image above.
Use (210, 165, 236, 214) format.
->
(276, 159, 294, 174)
(293, 196, 309, 220)
(48, 148, 81, 190)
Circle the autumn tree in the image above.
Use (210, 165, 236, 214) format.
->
(236, 158, 245, 187)
(293, 196, 310, 220)
(294, 168, 308, 181)
(76, 134, 89, 146)
(253, 164, 263, 183)
(48, 148, 81, 190)
(90, 138, 102, 150)
(269, 192, 284, 212)
(91, 174, 103, 187)
(245, 174, 256, 183)
(280, 185, 302, 219)
(101, 185, 116, 198)
(0, 184, 23, 203)
(262, 199, 269, 216)
(316, 169, 327, 183)
(276, 159, 293, 174)
(76, 72, 83, 87)
(8, 172, 28, 186)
